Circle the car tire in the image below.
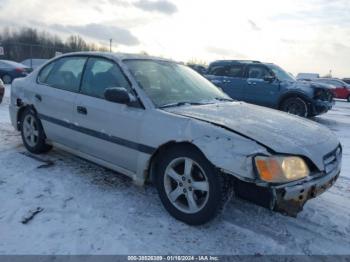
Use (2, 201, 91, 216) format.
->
(347, 96, 350, 102)
(2, 75, 12, 85)
(20, 107, 52, 154)
(155, 145, 225, 225)
(281, 97, 309, 117)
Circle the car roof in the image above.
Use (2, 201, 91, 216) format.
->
(316, 78, 343, 81)
(0, 59, 28, 68)
(209, 60, 262, 66)
(316, 78, 348, 84)
(57, 51, 174, 63)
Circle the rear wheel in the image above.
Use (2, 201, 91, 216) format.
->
(20, 108, 52, 154)
(347, 96, 350, 102)
(155, 145, 225, 225)
(2, 75, 12, 85)
(281, 97, 309, 117)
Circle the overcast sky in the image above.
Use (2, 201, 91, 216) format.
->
(0, 0, 349, 77)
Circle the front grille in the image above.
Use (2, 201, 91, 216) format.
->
(323, 145, 342, 174)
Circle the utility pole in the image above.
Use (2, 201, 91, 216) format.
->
(109, 39, 113, 52)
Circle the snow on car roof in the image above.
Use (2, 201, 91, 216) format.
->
(58, 51, 174, 63)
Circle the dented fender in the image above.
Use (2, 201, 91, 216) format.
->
(192, 130, 269, 180)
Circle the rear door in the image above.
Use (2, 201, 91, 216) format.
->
(73, 57, 145, 173)
(243, 64, 280, 107)
(34, 56, 87, 148)
(207, 64, 246, 100)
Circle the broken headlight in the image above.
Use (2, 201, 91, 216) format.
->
(314, 88, 333, 101)
(255, 156, 309, 183)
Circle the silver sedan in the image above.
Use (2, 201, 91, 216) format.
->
(9, 52, 342, 225)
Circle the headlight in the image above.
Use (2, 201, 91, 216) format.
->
(255, 156, 309, 183)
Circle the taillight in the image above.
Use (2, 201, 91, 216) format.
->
(15, 68, 25, 73)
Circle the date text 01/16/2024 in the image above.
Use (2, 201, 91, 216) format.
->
(127, 256, 219, 261)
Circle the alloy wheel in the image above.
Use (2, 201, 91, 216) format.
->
(22, 114, 39, 147)
(163, 157, 210, 214)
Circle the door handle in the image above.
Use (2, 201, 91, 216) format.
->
(77, 106, 87, 115)
(35, 94, 42, 102)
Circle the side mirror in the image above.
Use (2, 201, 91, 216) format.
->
(104, 87, 131, 104)
(263, 75, 276, 83)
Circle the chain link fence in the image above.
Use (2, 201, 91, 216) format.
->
(0, 42, 85, 66)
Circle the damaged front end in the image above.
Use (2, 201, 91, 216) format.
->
(233, 146, 342, 217)
(311, 86, 335, 115)
(167, 103, 342, 217)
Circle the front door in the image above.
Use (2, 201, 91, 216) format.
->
(74, 57, 145, 173)
(243, 65, 280, 107)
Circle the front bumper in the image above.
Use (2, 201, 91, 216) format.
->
(272, 168, 340, 216)
(234, 162, 341, 217)
(310, 99, 335, 116)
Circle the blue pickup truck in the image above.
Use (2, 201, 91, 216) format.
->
(205, 60, 334, 117)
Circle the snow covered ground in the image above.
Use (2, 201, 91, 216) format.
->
(0, 84, 350, 255)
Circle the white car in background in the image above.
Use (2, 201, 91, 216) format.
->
(297, 73, 320, 80)
(9, 52, 342, 225)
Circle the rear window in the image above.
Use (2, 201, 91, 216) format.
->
(208, 64, 243, 77)
(0, 60, 26, 68)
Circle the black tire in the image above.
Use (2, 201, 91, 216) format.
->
(20, 107, 52, 154)
(155, 145, 225, 225)
(347, 96, 350, 102)
(281, 97, 309, 117)
(2, 75, 12, 85)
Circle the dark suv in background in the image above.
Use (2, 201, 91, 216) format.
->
(205, 60, 334, 117)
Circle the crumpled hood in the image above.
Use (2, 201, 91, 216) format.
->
(166, 102, 339, 171)
(295, 80, 335, 90)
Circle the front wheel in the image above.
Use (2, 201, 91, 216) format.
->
(20, 108, 52, 154)
(281, 97, 309, 117)
(347, 96, 350, 102)
(155, 145, 225, 225)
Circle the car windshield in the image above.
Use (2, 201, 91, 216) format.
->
(267, 64, 295, 82)
(124, 60, 231, 108)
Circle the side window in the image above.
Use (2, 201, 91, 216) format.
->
(226, 65, 243, 77)
(209, 65, 243, 77)
(38, 62, 55, 83)
(45, 57, 87, 92)
(247, 66, 272, 79)
(208, 65, 227, 76)
(81, 58, 131, 99)
(331, 80, 344, 87)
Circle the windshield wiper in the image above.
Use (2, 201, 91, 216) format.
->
(159, 101, 206, 109)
